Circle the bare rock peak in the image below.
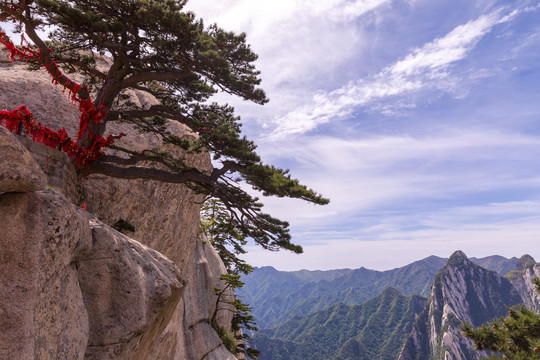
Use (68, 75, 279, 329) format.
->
(446, 250, 471, 267)
(450, 250, 468, 259)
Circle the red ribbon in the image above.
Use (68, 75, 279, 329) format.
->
(0, 106, 116, 167)
(0, 30, 120, 167)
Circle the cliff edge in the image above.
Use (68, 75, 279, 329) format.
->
(0, 57, 239, 359)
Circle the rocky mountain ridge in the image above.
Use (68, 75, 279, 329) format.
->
(398, 251, 536, 360)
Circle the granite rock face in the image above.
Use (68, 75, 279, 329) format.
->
(0, 126, 47, 193)
(0, 60, 192, 149)
(508, 255, 540, 312)
(0, 52, 238, 359)
(149, 235, 238, 360)
(0, 48, 9, 63)
(0, 55, 211, 274)
(15, 135, 80, 203)
(0, 190, 92, 360)
(81, 219, 183, 360)
(81, 146, 211, 275)
(0, 186, 184, 360)
(0, 63, 81, 138)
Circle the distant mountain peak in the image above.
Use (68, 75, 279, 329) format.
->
(399, 251, 522, 360)
(516, 254, 536, 270)
(449, 250, 468, 261)
(446, 250, 472, 268)
(258, 266, 278, 272)
(380, 286, 401, 296)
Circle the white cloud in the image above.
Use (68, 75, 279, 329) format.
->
(315, 0, 392, 21)
(389, 10, 511, 76)
(186, 0, 390, 31)
(262, 130, 540, 175)
(267, 6, 523, 139)
(185, 0, 391, 123)
(245, 127, 540, 270)
(254, 130, 540, 231)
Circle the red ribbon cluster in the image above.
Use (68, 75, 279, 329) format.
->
(0, 30, 119, 167)
(77, 96, 108, 142)
(0, 31, 35, 62)
(0, 106, 115, 167)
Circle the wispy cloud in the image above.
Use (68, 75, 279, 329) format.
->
(253, 129, 540, 240)
(243, 201, 540, 270)
(267, 6, 524, 139)
(316, 0, 392, 21)
(247, 127, 540, 270)
(186, 0, 391, 121)
(187, 0, 390, 30)
(243, 224, 540, 271)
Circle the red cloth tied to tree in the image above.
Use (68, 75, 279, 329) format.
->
(0, 30, 119, 167)
(0, 105, 115, 167)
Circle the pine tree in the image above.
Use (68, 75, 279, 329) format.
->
(200, 198, 258, 276)
(201, 198, 262, 358)
(0, 0, 328, 252)
(212, 273, 260, 359)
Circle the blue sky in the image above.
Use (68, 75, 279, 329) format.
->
(4, 1, 539, 271)
(186, 0, 540, 271)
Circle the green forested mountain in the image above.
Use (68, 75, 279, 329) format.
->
(505, 254, 537, 281)
(240, 255, 515, 329)
(252, 287, 427, 360)
(470, 255, 518, 276)
(243, 254, 527, 359)
(240, 266, 353, 328)
(240, 256, 444, 328)
(241, 265, 352, 305)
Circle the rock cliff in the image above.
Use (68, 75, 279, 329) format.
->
(507, 255, 540, 313)
(1, 57, 239, 359)
(397, 251, 523, 360)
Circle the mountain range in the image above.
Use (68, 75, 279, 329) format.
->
(242, 252, 539, 360)
(240, 254, 518, 329)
